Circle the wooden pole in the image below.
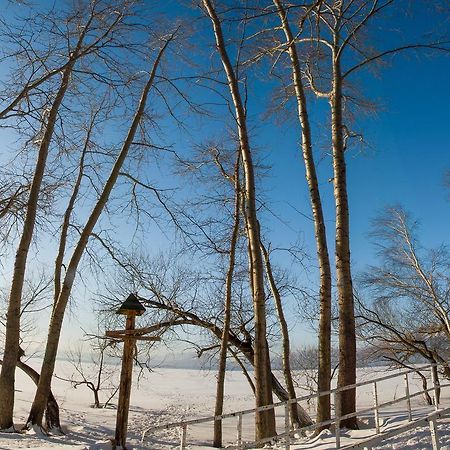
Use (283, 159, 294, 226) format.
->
(115, 314, 136, 449)
(372, 382, 380, 434)
(404, 373, 412, 422)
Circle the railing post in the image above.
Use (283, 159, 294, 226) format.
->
(372, 381, 380, 434)
(404, 373, 412, 422)
(180, 424, 187, 450)
(285, 402, 291, 450)
(429, 416, 440, 450)
(431, 366, 440, 411)
(334, 391, 341, 449)
(237, 413, 243, 449)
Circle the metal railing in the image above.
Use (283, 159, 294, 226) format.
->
(141, 364, 450, 449)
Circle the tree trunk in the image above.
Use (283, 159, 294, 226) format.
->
(432, 365, 440, 405)
(0, 11, 102, 428)
(0, 57, 75, 430)
(213, 160, 241, 448)
(15, 359, 62, 432)
(0, 353, 62, 432)
(419, 372, 433, 406)
(260, 242, 301, 429)
(201, 0, 276, 441)
(273, 0, 332, 427)
(144, 300, 313, 427)
(331, 47, 357, 429)
(25, 39, 174, 429)
(93, 390, 101, 409)
(53, 119, 91, 305)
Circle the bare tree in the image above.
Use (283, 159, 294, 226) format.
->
(200, 0, 277, 440)
(0, 274, 59, 431)
(0, 24, 85, 431)
(0, 0, 138, 430)
(356, 206, 450, 383)
(142, 293, 305, 407)
(55, 340, 119, 409)
(291, 345, 338, 407)
(25, 30, 177, 429)
(269, 0, 333, 426)
(0, 349, 62, 432)
(283, 0, 449, 428)
(260, 241, 305, 428)
(100, 247, 312, 424)
(213, 155, 241, 447)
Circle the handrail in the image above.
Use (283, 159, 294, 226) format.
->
(141, 363, 445, 449)
(340, 407, 450, 450)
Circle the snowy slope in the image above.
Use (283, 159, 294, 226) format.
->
(0, 359, 449, 449)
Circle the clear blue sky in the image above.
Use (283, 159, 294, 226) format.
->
(1, 0, 449, 354)
(252, 55, 450, 345)
(158, 1, 450, 350)
(278, 55, 448, 257)
(260, 49, 450, 266)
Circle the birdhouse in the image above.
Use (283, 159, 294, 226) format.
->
(116, 293, 146, 316)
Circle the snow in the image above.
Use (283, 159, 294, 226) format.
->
(1, 359, 449, 449)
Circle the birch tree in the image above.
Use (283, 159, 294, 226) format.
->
(200, 0, 277, 439)
(357, 206, 450, 378)
(25, 31, 177, 429)
(0, 0, 131, 429)
(289, 0, 449, 427)
(271, 0, 333, 426)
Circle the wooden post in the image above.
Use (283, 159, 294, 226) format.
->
(334, 391, 341, 449)
(404, 373, 412, 422)
(429, 416, 440, 450)
(237, 413, 243, 449)
(115, 314, 136, 449)
(180, 424, 187, 450)
(284, 402, 291, 450)
(372, 382, 380, 434)
(107, 294, 159, 449)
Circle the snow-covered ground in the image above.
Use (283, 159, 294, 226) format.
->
(1, 359, 449, 449)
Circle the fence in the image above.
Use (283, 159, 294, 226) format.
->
(141, 364, 450, 449)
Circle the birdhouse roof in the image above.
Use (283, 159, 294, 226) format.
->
(116, 293, 146, 316)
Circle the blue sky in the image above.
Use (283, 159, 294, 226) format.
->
(171, 3, 450, 352)
(257, 73, 450, 344)
(253, 17, 450, 271)
(0, 0, 449, 356)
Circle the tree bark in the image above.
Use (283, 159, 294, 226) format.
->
(143, 302, 313, 427)
(273, 0, 332, 427)
(331, 42, 357, 429)
(0, 57, 76, 430)
(93, 390, 101, 409)
(431, 364, 441, 405)
(15, 359, 62, 432)
(213, 160, 240, 447)
(0, 355, 61, 432)
(201, 0, 276, 441)
(25, 37, 174, 429)
(260, 242, 301, 429)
